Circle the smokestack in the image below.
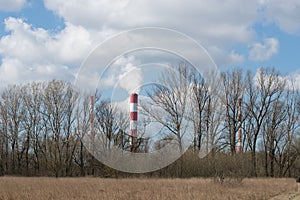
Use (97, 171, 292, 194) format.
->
(89, 95, 94, 139)
(237, 98, 242, 154)
(130, 93, 138, 150)
(90, 96, 94, 123)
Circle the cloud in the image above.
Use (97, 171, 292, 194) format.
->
(253, 68, 300, 91)
(44, 0, 257, 46)
(0, 17, 99, 85)
(2, 0, 298, 89)
(208, 46, 244, 66)
(99, 55, 143, 94)
(0, 17, 92, 66)
(0, 0, 26, 11)
(43, 0, 298, 38)
(260, 0, 300, 34)
(118, 63, 143, 94)
(249, 38, 279, 61)
(229, 51, 245, 64)
(0, 57, 73, 86)
(253, 68, 284, 91)
(284, 70, 300, 90)
(42, 0, 267, 69)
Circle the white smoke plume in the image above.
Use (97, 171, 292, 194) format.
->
(118, 63, 143, 94)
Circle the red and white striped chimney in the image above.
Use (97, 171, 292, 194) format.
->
(90, 95, 94, 124)
(237, 98, 242, 153)
(130, 93, 138, 146)
(89, 95, 94, 139)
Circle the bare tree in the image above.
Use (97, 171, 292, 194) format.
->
(41, 80, 78, 176)
(141, 64, 192, 153)
(190, 67, 226, 158)
(191, 74, 210, 152)
(244, 68, 285, 176)
(73, 95, 90, 176)
(275, 83, 300, 177)
(221, 69, 244, 155)
(1, 85, 27, 174)
(94, 97, 142, 152)
(0, 67, 299, 178)
(21, 82, 45, 175)
(262, 97, 286, 177)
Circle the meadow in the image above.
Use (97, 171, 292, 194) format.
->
(0, 177, 298, 200)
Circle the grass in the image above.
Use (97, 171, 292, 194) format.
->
(0, 177, 297, 200)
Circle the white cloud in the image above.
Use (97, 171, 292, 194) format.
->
(0, 58, 22, 82)
(44, 0, 257, 46)
(0, 57, 73, 85)
(208, 47, 244, 66)
(0, 0, 26, 11)
(253, 68, 284, 91)
(229, 51, 245, 64)
(2, 0, 299, 88)
(0, 17, 93, 66)
(284, 70, 300, 90)
(260, 0, 300, 34)
(253, 68, 300, 91)
(0, 17, 101, 85)
(249, 38, 279, 61)
(47, 22, 92, 65)
(99, 55, 143, 94)
(42, 0, 271, 69)
(118, 63, 143, 94)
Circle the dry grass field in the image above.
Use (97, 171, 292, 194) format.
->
(0, 177, 297, 200)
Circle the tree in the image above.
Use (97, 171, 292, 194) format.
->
(221, 68, 244, 155)
(21, 82, 44, 175)
(1, 85, 26, 174)
(275, 83, 300, 177)
(141, 64, 192, 153)
(41, 80, 78, 177)
(244, 68, 285, 176)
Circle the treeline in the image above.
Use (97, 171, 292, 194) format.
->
(0, 66, 300, 178)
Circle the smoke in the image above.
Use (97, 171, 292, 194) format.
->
(99, 56, 144, 97)
(118, 63, 143, 94)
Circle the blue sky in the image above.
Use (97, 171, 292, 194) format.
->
(0, 0, 299, 90)
(244, 22, 300, 74)
(0, 1, 63, 33)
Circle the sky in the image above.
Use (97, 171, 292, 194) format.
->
(0, 0, 300, 91)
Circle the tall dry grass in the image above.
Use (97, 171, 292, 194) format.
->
(0, 177, 297, 200)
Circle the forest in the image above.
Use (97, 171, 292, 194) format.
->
(0, 66, 299, 178)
